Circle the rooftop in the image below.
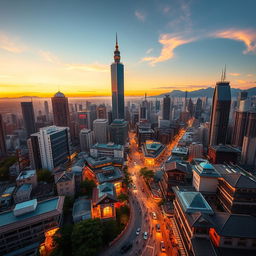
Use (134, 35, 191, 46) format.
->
(72, 197, 91, 220)
(143, 140, 165, 158)
(209, 144, 241, 153)
(174, 187, 213, 214)
(92, 142, 123, 150)
(0, 197, 61, 227)
(193, 162, 221, 178)
(172, 146, 188, 155)
(16, 170, 36, 180)
(54, 91, 65, 97)
(96, 166, 123, 183)
(1, 186, 16, 197)
(16, 183, 32, 192)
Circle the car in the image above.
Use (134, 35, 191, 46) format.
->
(120, 243, 133, 254)
(143, 232, 148, 240)
(136, 227, 141, 235)
(151, 212, 157, 220)
(160, 241, 166, 252)
(156, 224, 161, 233)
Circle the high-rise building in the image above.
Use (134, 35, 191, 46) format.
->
(111, 35, 124, 120)
(89, 104, 97, 128)
(209, 73, 231, 146)
(21, 102, 36, 137)
(97, 104, 107, 119)
(237, 91, 248, 109)
(27, 133, 42, 170)
(79, 129, 94, 152)
(195, 98, 203, 119)
(93, 119, 108, 143)
(44, 100, 49, 120)
(77, 110, 91, 130)
(51, 91, 70, 127)
(109, 119, 128, 145)
(29, 126, 71, 170)
(162, 95, 171, 120)
(0, 114, 7, 157)
(187, 98, 194, 117)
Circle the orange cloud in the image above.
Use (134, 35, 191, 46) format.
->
(229, 72, 240, 76)
(142, 33, 194, 65)
(0, 33, 25, 53)
(215, 29, 256, 54)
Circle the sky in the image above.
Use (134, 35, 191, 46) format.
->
(0, 0, 255, 97)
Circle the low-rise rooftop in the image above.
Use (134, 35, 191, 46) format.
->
(16, 170, 36, 181)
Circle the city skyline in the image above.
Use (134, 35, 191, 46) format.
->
(0, 0, 256, 97)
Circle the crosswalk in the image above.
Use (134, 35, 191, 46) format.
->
(170, 218, 187, 256)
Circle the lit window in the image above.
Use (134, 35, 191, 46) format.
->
(103, 206, 112, 217)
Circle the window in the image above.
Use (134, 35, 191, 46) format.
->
(103, 206, 112, 217)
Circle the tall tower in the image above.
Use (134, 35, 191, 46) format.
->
(51, 91, 70, 127)
(209, 69, 231, 146)
(111, 34, 124, 120)
(163, 95, 171, 120)
(21, 102, 36, 137)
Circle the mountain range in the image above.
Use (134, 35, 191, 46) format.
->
(155, 87, 256, 98)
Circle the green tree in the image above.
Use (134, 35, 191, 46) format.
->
(0, 156, 17, 181)
(51, 224, 73, 256)
(123, 167, 132, 187)
(102, 220, 119, 244)
(139, 167, 154, 181)
(80, 179, 96, 197)
(118, 193, 129, 203)
(72, 219, 103, 256)
(37, 169, 53, 183)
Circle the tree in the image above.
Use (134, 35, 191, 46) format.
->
(51, 224, 73, 256)
(72, 219, 103, 256)
(139, 167, 154, 181)
(118, 193, 129, 203)
(123, 167, 132, 187)
(37, 169, 53, 183)
(0, 156, 17, 181)
(80, 179, 96, 197)
(102, 220, 119, 244)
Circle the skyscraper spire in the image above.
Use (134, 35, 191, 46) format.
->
(114, 33, 120, 63)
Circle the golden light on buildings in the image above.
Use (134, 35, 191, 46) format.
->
(103, 206, 113, 218)
(39, 227, 59, 256)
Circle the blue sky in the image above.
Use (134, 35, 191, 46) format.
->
(0, 0, 255, 96)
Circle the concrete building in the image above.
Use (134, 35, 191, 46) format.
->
(111, 35, 124, 120)
(27, 133, 42, 170)
(209, 77, 231, 146)
(16, 169, 37, 189)
(79, 128, 94, 152)
(162, 95, 171, 120)
(51, 91, 70, 127)
(13, 184, 32, 203)
(21, 102, 36, 137)
(72, 197, 91, 223)
(189, 142, 203, 159)
(77, 110, 91, 130)
(109, 119, 128, 145)
(90, 143, 124, 158)
(0, 197, 64, 256)
(55, 171, 75, 197)
(31, 126, 71, 170)
(93, 119, 108, 144)
(0, 186, 15, 209)
(171, 146, 189, 160)
(0, 114, 7, 157)
(97, 104, 107, 119)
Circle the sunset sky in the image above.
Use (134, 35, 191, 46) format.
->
(0, 0, 255, 97)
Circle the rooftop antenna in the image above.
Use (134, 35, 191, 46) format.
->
(223, 64, 226, 81)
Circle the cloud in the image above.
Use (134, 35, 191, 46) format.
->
(135, 10, 146, 22)
(0, 33, 25, 53)
(237, 79, 247, 84)
(38, 50, 60, 64)
(153, 85, 209, 89)
(163, 6, 170, 14)
(247, 73, 254, 77)
(142, 33, 195, 65)
(229, 73, 240, 76)
(66, 63, 108, 72)
(214, 29, 256, 54)
(146, 48, 153, 54)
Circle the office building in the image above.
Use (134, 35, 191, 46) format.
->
(195, 98, 202, 119)
(0, 114, 7, 157)
(189, 142, 203, 159)
(162, 95, 171, 120)
(21, 102, 36, 137)
(27, 133, 42, 169)
(209, 74, 231, 146)
(77, 110, 91, 130)
(90, 143, 124, 158)
(16, 169, 37, 189)
(93, 119, 108, 143)
(14, 184, 32, 203)
(79, 128, 94, 152)
(97, 104, 107, 119)
(44, 100, 50, 120)
(51, 91, 70, 127)
(0, 197, 64, 255)
(109, 119, 128, 145)
(237, 91, 248, 109)
(31, 126, 71, 170)
(111, 35, 124, 120)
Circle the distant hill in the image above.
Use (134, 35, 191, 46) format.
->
(155, 87, 256, 98)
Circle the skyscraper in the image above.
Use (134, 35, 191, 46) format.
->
(44, 101, 49, 120)
(0, 114, 7, 157)
(51, 91, 70, 127)
(209, 72, 231, 146)
(93, 119, 108, 143)
(97, 104, 107, 119)
(21, 102, 36, 137)
(162, 95, 171, 120)
(195, 98, 203, 119)
(79, 129, 94, 152)
(109, 119, 128, 145)
(111, 35, 124, 120)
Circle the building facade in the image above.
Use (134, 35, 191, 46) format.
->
(21, 102, 36, 137)
(79, 128, 94, 152)
(93, 119, 108, 144)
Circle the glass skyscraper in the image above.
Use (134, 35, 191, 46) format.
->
(111, 35, 124, 120)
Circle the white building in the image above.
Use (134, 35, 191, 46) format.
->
(79, 129, 94, 152)
(192, 162, 221, 193)
(37, 126, 71, 170)
(93, 119, 108, 143)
